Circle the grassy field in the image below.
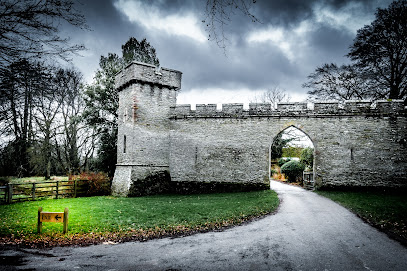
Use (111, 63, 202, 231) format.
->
(0, 190, 279, 247)
(316, 190, 407, 244)
(8, 176, 68, 184)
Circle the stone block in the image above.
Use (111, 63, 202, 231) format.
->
(314, 101, 339, 113)
(376, 100, 405, 113)
(222, 103, 244, 115)
(344, 100, 372, 112)
(277, 102, 307, 111)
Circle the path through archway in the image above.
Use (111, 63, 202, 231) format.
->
(270, 126, 315, 189)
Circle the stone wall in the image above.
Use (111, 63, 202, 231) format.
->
(169, 104, 407, 189)
(112, 62, 407, 196)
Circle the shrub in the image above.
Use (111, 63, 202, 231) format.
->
(278, 158, 291, 167)
(270, 168, 278, 175)
(71, 172, 111, 196)
(300, 147, 314, 169)
(128, 171, 171, 197)
(281, 160, 305, 182)
(0, 176, 10, 186)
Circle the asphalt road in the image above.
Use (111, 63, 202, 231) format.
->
(1, 181, 407, 271)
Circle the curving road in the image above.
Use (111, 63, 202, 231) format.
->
(2, 181, 407, 270)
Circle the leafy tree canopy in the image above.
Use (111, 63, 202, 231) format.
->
(122, 37, 160, 67)
(270, 133, 294, 160)
(300, 147, 314, 169)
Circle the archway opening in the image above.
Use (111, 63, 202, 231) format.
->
(270, 126, 314, 188)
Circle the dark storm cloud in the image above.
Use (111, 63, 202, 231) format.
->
(69, 0, 396, 103)
(78, 0, 147, 49)
(254, 0, 315, 26)
(307, 25, 355, 60)
(165, 0, 393, 92)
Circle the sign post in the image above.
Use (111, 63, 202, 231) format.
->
(37, 207, 69, 234)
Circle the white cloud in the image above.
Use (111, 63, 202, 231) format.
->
(245, 21, 314, 63)
(246, 27, 294, 61)
(312, 2, 374, 33)
(114, 0, 207, 43)
(248, 28, 284, 43)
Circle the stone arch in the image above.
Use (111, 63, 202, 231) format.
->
(269, 124, 316, 187)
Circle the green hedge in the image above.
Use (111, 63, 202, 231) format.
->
(281, 160, 305, 182)
(278, 158, 291, 167)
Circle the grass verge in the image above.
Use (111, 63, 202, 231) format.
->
(316, 190, 407, 246)
(0, 190, 279, 248)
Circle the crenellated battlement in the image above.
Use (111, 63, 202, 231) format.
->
(115, 61, 182, 91)
(170, 100, 406, 118)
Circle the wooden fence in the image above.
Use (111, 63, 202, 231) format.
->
(0, 180, 109, 204)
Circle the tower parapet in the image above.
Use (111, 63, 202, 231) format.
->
(115, 61, 181, 91)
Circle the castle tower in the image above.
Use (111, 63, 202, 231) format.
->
(111, 61, 182, 196)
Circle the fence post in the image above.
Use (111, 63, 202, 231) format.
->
(37, 206, 43, 234)
(74, 180, 77, 198)
(63, 208, 69, 234)
(3, 186, 7, 203)
(32, 183, 36, 200)
(7, 184, 13, 204)
(56, 181, 59, 199)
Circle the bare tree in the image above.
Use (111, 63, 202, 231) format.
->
(251, 87, 291, 109)
(302, 63, 377, 101)
(304, 1, 407, 103)
(0, 59, 91, 178)
(0, 0, 88, 68)
(32, 67, 63, 179)
(51, 68, 84, 176)
(203, 0, 259, 50)
(0, 59, 43, 176)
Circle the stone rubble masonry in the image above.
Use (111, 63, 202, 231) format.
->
(112, 61, 407, 196)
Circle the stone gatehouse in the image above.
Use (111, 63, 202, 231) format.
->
(111, 61, 407, 196)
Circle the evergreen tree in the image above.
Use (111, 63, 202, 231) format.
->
(83, 37, 159, 177)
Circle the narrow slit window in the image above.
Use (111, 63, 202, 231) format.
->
(123, 135, 127, 153)
(123, 108, 128, 123)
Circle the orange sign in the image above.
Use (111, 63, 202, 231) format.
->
(40, 212, 64, 223)
(37, 207, 69, 234)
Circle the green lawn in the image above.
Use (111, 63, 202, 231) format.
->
(316, 190, 407, 244)
(0, 190, 279, 246)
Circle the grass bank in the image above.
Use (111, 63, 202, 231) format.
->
(316, 190, 407, 246)
(0, 190, 279, 247)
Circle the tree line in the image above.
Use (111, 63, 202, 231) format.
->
(0, 37, 159, 179)
(0, 0, 159, 179)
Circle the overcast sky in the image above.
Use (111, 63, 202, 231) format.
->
(67, 0, 393, 107)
